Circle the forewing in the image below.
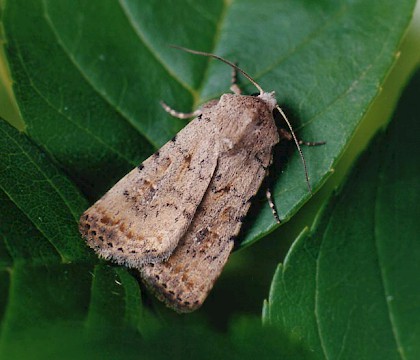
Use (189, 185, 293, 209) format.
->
(140, 143, 275, 312)
(79, 116, 219, 268)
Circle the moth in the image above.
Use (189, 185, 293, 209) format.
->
(79, 47, 316, 312)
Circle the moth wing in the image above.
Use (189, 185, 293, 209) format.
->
(79, 115, 219, 268)
(140, 143, 276, 312)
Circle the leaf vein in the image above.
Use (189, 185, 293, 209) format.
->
(12, 37, 138, 168)
(41, 0, 159, 149)
(193, 0, 232, 108)
(118, 0, 195, 96)
(315, 228, 331, 360)
(374, 168, 406, 360)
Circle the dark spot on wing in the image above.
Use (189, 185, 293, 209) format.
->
(183, 209, 192, 220)
(254, 154, 267, 169)
(100, 216, 111, 224)
(196, 228, 209, 243)
(184, 154, 192, 166)
(214, 184, 231, 194)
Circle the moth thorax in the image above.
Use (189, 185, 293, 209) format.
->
(220, 108, 263, 152)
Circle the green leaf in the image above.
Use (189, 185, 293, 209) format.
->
(0, 120, 152, 358)
(2, 0, 415, 241)
(0, 119, 89, 262)
(263, 69, 420, 359)
(2, 313, 316, 360)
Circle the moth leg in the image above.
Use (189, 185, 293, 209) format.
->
(266, 187, 281, 223)
(160, 101, 201, 119)
(298, 139, 326, 146)
(230, 62, 242, 95)
(278, 128, 326, 146)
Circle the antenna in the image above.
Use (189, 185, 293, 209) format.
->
(276, 105, 312, 193)
(170, 45, 264, 95)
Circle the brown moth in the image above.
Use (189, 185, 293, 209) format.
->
(79, 47, 312, 313)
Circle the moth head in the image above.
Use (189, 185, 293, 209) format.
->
(258, 91, 277, 111)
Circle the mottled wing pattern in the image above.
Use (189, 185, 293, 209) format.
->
(79, 114, 219, 268)
(140, 95, 279, 312)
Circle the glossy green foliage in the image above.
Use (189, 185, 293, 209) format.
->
(264, 70, 420, 359)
